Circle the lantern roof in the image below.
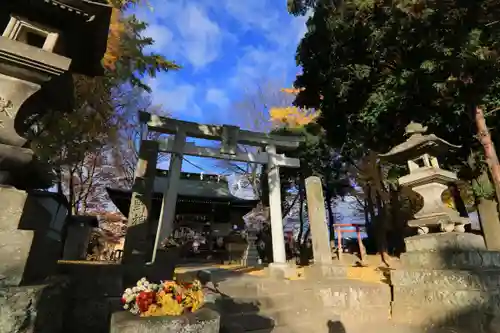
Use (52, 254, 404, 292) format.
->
(379, 122, 461, 164)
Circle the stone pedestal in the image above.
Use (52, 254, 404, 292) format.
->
(404, 232, 485, 252)
(267, 262, 296, 280)
(110, 307, 220, 333)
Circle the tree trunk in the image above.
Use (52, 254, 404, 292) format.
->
(325, 190, 335, 240)
(374, 160, 390, 266)
(475, 106, 500, 206)
(389, 184, 405, 255)
(68, 168, 76, 216)
(297, 180, 305, 245)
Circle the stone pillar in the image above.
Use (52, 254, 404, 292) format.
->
(305, 176, 332, 265)
(152, 130, 186, 263)
(122, 140, 159, 265)
(265, 145, 292, 278)
(266, 145, 286, 264)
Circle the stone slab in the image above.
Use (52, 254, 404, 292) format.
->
(110, 307, 220, 333)
(391, 268, 500, 290)
(404, 232, 486, 253)
(400, 250, 500, 270)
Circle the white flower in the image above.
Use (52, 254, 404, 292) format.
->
(124, 288, 132, 294)
(124, 304, 129, 310)
(132, 287, 138, 292)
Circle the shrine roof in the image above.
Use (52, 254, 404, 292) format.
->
(106, 170, 259, 212)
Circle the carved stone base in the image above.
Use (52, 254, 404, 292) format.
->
(404, 232, 485, 253)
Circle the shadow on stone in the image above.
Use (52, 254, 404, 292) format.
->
(215, 295, 275, 333)
(327, 320, 347, 333)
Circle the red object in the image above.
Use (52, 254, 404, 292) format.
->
(121, 297, 126, 304)
(176, 294, 182, 303)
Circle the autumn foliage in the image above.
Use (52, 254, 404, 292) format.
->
(103, 8, 123, 70)
(269, 88, 319, 128)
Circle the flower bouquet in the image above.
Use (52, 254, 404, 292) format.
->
(121, 277, 204, 317)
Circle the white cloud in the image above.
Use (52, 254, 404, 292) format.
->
(219, 0, 280, 34)
(143, 24, 174, 52)
(146, 77, 202, 120)
(175, 4, 222, 69)
(205, 88, 230, 109)
(137, 1, 224, 69)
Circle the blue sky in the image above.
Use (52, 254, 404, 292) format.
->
(132, 1, 309, 173)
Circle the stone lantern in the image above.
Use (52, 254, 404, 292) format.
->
(0, 0, 112, 189)
(380, 122, 484, 251)
(0, 0, 112, 296)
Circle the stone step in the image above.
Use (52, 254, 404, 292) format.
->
(217, 278, 390, 308)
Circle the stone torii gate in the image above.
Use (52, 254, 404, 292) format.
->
(123, 112, 304, 272)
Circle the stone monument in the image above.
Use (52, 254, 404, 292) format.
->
(304, 176, 347, 279)
(0, 2, 112, 332)
(380, 122, 500, 330)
